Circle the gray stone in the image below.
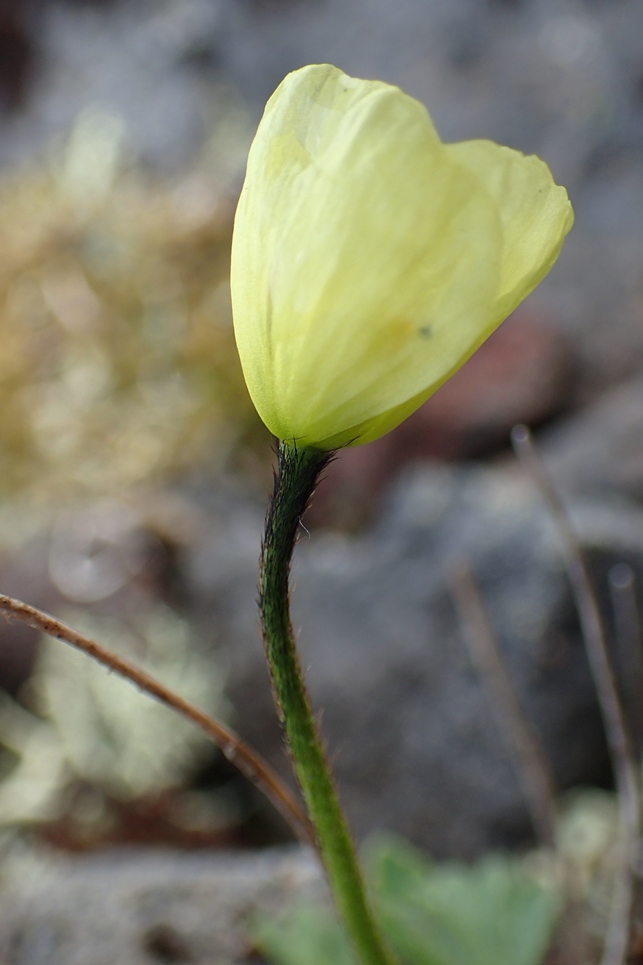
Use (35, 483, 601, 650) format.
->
(0, 0, 228, 171)
(0, 844, 322, 965)
(540, 376, 643, 503)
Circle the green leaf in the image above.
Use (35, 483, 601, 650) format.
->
(252, 901, 355, 965)
(368, 836, 560, 965)
(253, 836, 560, 965)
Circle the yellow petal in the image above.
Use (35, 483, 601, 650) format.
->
(231, 65, 573, 450)
(447, 139, 574, 320)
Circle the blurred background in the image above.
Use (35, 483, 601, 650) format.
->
(0, 0, 641, 887)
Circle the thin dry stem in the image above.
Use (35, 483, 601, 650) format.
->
(511, 425, 640, 965)
(449, 562, 558, 848)
(0, 592, 315, 847)
(609, 563, 643, 755)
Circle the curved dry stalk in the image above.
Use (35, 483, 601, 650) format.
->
(609, 563, 643, 754)
(449, 562, 558, 848)
(0, 592, 315, 847)
(511, 425, 640, 965)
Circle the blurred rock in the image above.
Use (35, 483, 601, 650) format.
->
(0, 0, 228, 171)
(0, 844, 321, 965)
(185, 460, 643, 858)
(0, 499, 176, 696)
(539, 376, 643, 502)
(0, 0, 33, 112)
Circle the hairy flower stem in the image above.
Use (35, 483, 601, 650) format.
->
(259, 442, 397, 965)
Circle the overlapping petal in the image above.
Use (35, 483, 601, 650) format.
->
(231, 64, 573, 449)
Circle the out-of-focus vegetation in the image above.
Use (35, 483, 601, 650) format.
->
(0, 106, 262, 507)
(255, 834, 562, 965)
(0, 104, 261, 841)
(0, 607, 225, 829)
(0, 592, 237, 855)
(255, 794, 631, 965)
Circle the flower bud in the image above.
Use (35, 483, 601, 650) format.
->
(231, 64, 573, 450)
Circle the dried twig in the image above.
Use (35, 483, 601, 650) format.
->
(511, 425, 640, 965)
(0, 593, 316, 848)
(450, 562, 558, 848)
(609, 563, 643, 755)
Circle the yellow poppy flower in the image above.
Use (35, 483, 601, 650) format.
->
(231, 64, 573, 450)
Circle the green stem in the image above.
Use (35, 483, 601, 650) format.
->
(259, 441, 397, 965)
